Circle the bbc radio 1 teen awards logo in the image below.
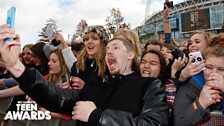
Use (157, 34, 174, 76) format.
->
(4, 101, 51, 120)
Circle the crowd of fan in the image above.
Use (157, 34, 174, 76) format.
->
(0, 22, 224, 126)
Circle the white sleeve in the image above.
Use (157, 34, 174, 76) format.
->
(61, 47, 77, 72)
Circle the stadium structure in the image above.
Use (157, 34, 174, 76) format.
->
(136, 0, 224, 42)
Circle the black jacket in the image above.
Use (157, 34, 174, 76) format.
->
(16, 68, 168, 126)
(70, 58, 111, 109)
(89, 73, 169, 126)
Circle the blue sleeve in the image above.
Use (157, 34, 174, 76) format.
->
(4, 77, 18, 88)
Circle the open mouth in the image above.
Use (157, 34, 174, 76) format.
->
(87, 44, 95, 51)
(107, 57, 117, 70)
(141, 70, 151, 77)
(88, 46, 94, 49)
(191, 49, 198, 52)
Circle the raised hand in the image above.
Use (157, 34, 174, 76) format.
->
(55, 32, 68, 49)
(55, 32, 65, 43)
(0, 24, 21, 68)
(171, 54, 187, 78)
(206, 72, 224, 92)
(199, 85, 222, 109)
(163, 4, 170, 17)
(0, 24, 25, 77)
(180, 55, 205, 80)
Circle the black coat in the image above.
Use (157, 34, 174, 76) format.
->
(91, 73, 169, 126)
(16, 68, 168, 126)
(70, 58, 110, 108)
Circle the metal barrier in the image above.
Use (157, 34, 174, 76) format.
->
(0, 97, 13, 126)
(201, 112, 224, 126)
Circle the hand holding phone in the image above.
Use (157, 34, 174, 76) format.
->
(189, 51, 205, 70)
(5, 6, 16, 41)
(171, 48, 185, 59)
(69, 76, 85, 90)
(189, 51, 205, 87)
(45, 26, 62, 46)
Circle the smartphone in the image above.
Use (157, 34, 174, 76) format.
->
(69, 76, 80, 88)
(189, 51, 205, 87)
(171, 48, 184, 59)
(5, 6, 16, 41)
(61, 74, 70, 83)
(69, 77, 75, 87)
(51, 39, 61, 47)
(45, 25, 56, 41)
(164, 1, 173, 9)
(189, 51, 205, 69)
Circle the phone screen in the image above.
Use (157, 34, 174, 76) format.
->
(45, 26, 55, 40)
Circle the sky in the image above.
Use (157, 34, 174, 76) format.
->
(0, 0, 183, 47)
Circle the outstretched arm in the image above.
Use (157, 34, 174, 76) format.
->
(0, 24, 79, 115)
(163, 4, 171, 44)
(0, 85, 24, 98)
(0, 77, 18, 88)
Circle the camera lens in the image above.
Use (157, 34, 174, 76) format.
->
(197, 57, 202, 61)
(192, 59, 196, 63)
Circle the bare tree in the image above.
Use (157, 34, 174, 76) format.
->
(105, 8, 130, 36)
(75, 19, 88, 39)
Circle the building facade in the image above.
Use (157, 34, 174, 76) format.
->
(137, 0, 224, 42)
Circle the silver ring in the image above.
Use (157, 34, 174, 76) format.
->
(209, 97, 213, 102)
(72, 111, 76, 116)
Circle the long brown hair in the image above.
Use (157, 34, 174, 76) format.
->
(22, 44, 33, 51)
(48, 49, 69, 84)
(22, 44, 34, 64)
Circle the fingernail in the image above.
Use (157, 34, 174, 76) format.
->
(216, 99, 220, 102)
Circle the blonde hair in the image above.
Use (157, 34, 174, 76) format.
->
(191, 32, 214, 46)
(113, 29, 142, 56)
(76, 34, 107, 77)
